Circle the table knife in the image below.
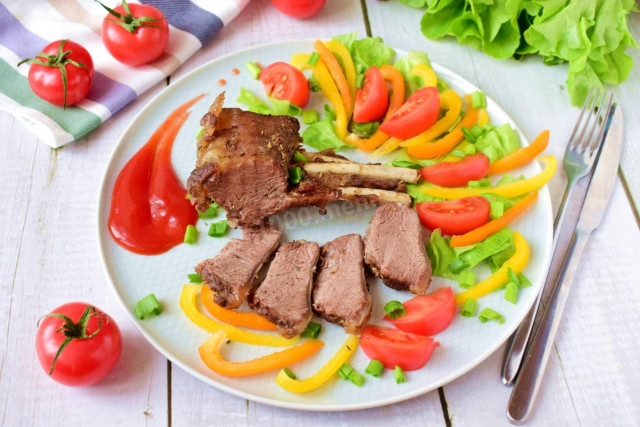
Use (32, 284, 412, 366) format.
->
(506, 106, 623, 424)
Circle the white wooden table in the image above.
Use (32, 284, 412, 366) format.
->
(2, 2, 639, 426)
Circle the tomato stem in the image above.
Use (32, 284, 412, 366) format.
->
(96, 0, 165, 34)
(39, 306, 104, 375)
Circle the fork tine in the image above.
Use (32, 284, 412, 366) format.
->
(586, 92, 614, 157)
(580, 89, 608, 153)
(572, 88, 601, 151)
(567, 88, 595, 149)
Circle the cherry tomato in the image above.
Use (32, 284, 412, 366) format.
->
(36, 302, 122, 387)
(421, 154, 490, 187)
(416, 196, 490, 236)
(101, 1, 169, 66)
(20, 40, 93, 108)
(386, 287, 456, 336)
(260, 62, 310, 107)
(270, 0, 327, 19)
(379, 87, 440, 140)
(354, 66, 389, 123)
(360, 325, 439, 371)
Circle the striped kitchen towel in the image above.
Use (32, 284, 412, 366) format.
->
(0, 0, 249, 148)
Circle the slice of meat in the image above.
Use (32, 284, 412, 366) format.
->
(363, 204, 432, 295)
(312, 234, 372, 334)
(248, 241, 320, 338)
(195, 226, 282, 309)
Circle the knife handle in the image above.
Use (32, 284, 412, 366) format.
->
(507, 229, 590, 424)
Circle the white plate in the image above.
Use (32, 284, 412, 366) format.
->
(97, 40, 553, 411)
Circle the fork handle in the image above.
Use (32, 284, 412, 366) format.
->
(507, 229, 590, 424)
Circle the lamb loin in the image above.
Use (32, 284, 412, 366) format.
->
(364, 204, 432, 295)
(248, 241, 320, 338)
(195, 226, 282, 309)
(312, 234, 372, 334)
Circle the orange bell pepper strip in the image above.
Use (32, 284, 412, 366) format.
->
(421, 155, 557, 200)
(200, 285, 276, 331)
(324, 40, 356, 102)
(407, 95, 478, 159)
(315, 40, 352, 117)
(489, 130, 550, 175)
(399, 89, 463, 148)
(199, 330, 324, 378)
(450, 192, 539, 247)
(351, 65, 406, 152)
(455, 232, 530, 305)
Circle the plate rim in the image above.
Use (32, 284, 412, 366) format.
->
(96, 38, 554, 412)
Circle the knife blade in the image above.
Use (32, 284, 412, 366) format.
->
(507, 106, 623, 424)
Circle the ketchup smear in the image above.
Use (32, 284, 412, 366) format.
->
(108, 94, 207, 255)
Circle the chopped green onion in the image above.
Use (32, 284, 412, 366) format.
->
(365, 359, 384, 377)
(308, 75, 320, 92)
(283, 367, 297, 379)
(307, 52, 320, 66)
(450, 149, 465, 158)
(457, 271, 476, 289)
(196, 127, 204, 140)
(471, 91, 487, 109)
(507, 267, 520, 286)
(490, 201, 504, 219)
(468, 178, 492, 188)
(302, 109, 319, 124)
(293, 151, 309, 163)
(384, 300, 406, 319)
(393, 366, 406, 384)
(184, 225, 198, 244)
(505, 281, 519, 304)
(337, 363, 353, 379)
(348, 370, 365, 387)
(301, 321, 322, 339)
(208, 220, 228, 238)
(288, 167, 303, 184)
(461, 127, 477, 143)
(245, 61, 261, 80)
(355, 73, 365, 88)
(198, 203, 219, 219)
(324, 104, 336, 121)
(517, 273, 532, 288)
(188, 273, 203, 283)
(464, 144, 477, 155)
(134, 293, 162, 320)
(448, 258, 467, 274)
(461, 298, 478, 317)
(478, 307, 505, 324)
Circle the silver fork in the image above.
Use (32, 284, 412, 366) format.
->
(501, 88, 614, 385)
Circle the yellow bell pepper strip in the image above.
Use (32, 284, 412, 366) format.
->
(455, 232, 530, 305)
(198, 330, 324, 377)
(488, 130, 550, 175)
(477, 108, 490, 126)
(180, 285, 298, 347)
(450, 191, 539, 247)
(409, 63, 437, 88)
(370, 136, 402, 157)
(275, 334, 359, 393)
(291, 53, 347, 140)
(314, 40, 352, 117)
(352, 65, 406, 152)
(399, 89, 463, 148)
(407, 95, 478, 159)
(421, 155, 557, 199)
(200, 285, 277, 331)
(324, 40, 356, 103)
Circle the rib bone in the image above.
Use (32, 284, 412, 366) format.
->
(339, 187, 412, 206)
(303, 163, 420, 183)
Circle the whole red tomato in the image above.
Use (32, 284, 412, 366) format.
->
(100, 0, 169, 66)
(36, 302, 122, 387)
(19, 39, 93, 108)
(271, 0, 327, 19)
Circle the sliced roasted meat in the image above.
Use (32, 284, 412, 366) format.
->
(363, 204, 432, 295)
(312, 234, 372, 334)
(248, 241, 320, 338)
(195, 226, 282, 309)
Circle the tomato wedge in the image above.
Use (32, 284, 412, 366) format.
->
(260, 62, 310, 107)
(416, 196, 490, 235)
(385, 287, 456, 336)
(379, 87, 440, 140)
(354, 66, 388, 123)
(421, 154, 490, 187)
(360, 325, 439, 371)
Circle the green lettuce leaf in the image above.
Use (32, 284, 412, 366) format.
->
(394, 50, 433, 94)
(351, 37, 396, 73)
(302, 118, 348, 152)
(427, 229, 460, 280)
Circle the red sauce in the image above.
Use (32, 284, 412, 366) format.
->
(218, 79, 227, 86)
(231, 68, 240, 75)
(108, 94, 207, 255)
